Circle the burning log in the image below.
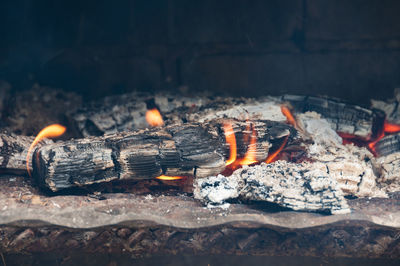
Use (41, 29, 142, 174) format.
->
(281, 95, 385, 139)
(0, 133, 53, 174)
(194, 161, 351, 215)
(33, 120, 296, 191)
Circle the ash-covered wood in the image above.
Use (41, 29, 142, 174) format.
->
(374, 133, 400, 157)
(0, 133, 53, 174)
(295, 112, 386, 198)
(194, 161, 351, 214)
(33, 119, 296, 191)
(281, 95, 385, 139)
(70, 91, 287, 137)
(371, 88, 400, 124)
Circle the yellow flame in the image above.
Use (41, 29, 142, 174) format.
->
(146, 108, 164, 127)
(281, 105, 296, 127)
(156, 175, 184, 180)
(223, 122, 237, 166)
(265, 135, 289, 163)
(26, 124, 66, 177)
(238, 125, 258, 165)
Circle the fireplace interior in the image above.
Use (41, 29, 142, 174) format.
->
(0, 1, 400, 265)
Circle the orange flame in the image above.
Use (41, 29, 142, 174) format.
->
(26, 124, 66, 177)
(156, 175, 184, 180)
(238, 125, 258, 165)
(223, 122, 237, 166)
(146, 108, 164, 127)
(281, 105, 296, 127)
(265, 136, 289, 163)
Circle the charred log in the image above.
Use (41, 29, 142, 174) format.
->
(0, 133, 53, 174)
(194, 161, 351, 214)
(281, 95, 386, 139)
(69, 92, 286, 137)
(33, 120, 297, 191)
(374, 133, 400, 158)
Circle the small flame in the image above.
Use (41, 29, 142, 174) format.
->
(265, 135, 289, 163)
(26, 124, 66, 177)
(146, 108, 164, 127)
(223, 122, 237, 166)
(238, 125, 258, 165)
(281, 105, 296, 127)
(156, 175, 184, 180)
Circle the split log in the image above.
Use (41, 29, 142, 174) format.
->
(0, 133, 53, 174)
(33, 119, 297, 191)
(194, 161, 351, 214)
(281, 95, 386, 139)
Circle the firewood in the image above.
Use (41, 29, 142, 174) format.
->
(33, 119, 297, 191)
(0, 133, 53, 174)
(281, 95, 385, 139)
(69, 91, 287, 137)
(194, 161, 351, 214)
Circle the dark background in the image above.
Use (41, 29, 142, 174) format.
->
(1, 0, 400, 103)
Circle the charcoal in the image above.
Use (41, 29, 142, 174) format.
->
(0, 133, 53, 174)
(296, 112, 385, 198)
(70, 91, 287, 137)
(374, 133, 400, 157)
(194, 162, 351, 214)
(281, 95, 385, 139)
(371, 88, 400, 124)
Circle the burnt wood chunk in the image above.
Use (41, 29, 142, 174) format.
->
(194, 161, 350, 214)
(33, 120, 296, 191)
(281, 95, 385, 139)
(0, 133, 53, 174)
(374, 133, 400, 157)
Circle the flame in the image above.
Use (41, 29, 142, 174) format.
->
(238, 125, 258, 165)
(26, 124, 66, 177)
(281, 105, 296, 127)
(156, 175, 184, 180)
(223, 122, 237, 166)
(265, 135, 289, 163)
(146, 108, 164, 127)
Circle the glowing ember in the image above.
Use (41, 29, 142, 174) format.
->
(223, 122, 237, 166)
(156, 175, 184, 180)
(146, 108, 164, 127)
(238, 125, 258, 165)
(281, 105, 296, 127)
(26, 124, 66, 177)
(383, 120, 400, 133)
(265, 136, 289, 163)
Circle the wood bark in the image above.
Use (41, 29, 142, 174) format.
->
(33, 119, 296, 191)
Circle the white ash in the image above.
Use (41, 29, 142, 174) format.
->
(296, 112, 386, 198)
(374, 152, 400, 193)
(194, 162, 351, 215)
(193, 98, 286, 123)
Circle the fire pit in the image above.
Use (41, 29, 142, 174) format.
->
(1, 1, 400, 265)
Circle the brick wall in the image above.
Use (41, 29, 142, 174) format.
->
(1, 0, 400, 103)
